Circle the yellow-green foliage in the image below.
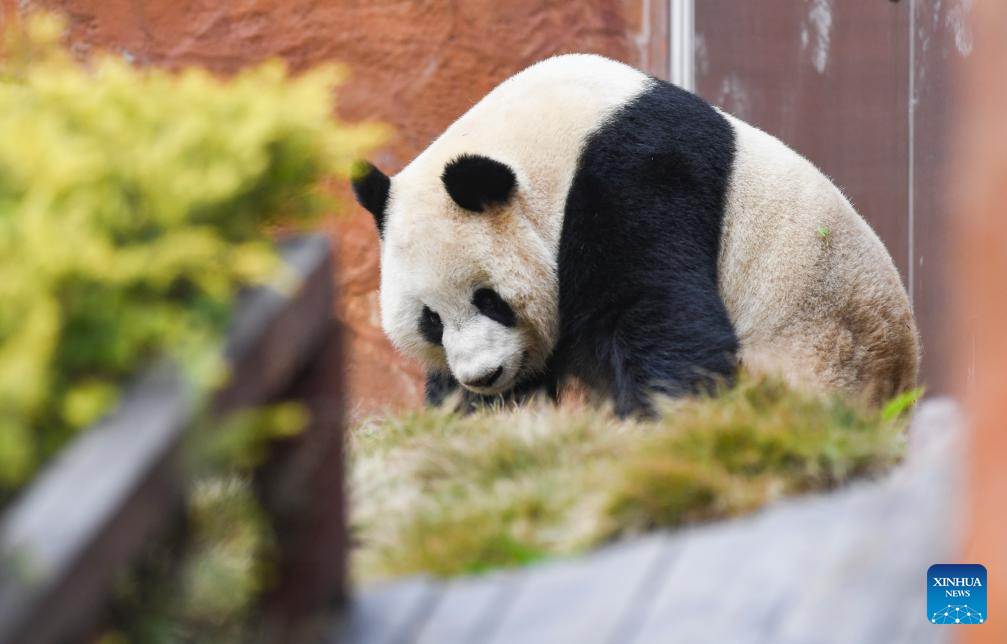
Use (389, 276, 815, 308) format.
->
(0, 14, 382, 495)
(351, 378, 911, 582)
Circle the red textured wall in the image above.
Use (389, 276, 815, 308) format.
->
(0, 0, 667, 416)
(957, 2, 1007, 642)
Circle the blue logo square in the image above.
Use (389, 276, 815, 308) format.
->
(928, 564, 987, 624)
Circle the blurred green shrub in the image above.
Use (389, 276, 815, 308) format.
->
(0, 14, 382, 497)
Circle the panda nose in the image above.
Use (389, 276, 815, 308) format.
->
(463, 366, 503, 389)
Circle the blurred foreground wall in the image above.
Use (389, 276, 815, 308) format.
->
(958, 1, 1007, 642)
(0, 0, 667, 416)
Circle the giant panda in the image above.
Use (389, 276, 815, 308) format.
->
(352, 53, 920, 416)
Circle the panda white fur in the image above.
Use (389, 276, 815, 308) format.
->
(352, 54, 920, 416)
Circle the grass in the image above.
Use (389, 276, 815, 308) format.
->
(349, 377, 915, 583)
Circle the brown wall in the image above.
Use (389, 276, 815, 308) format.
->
(5, 1, 960, 409)
(0, 0, 667, 415)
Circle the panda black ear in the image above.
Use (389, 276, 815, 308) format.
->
(441, 154, 516, 213)
(351, 161, 391, 235)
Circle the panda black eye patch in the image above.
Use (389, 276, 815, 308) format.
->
(473, 288, 517, 327)
(419, 306, 444, 345)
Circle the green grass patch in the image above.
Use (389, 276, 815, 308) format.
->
(350, 377, 910, 582)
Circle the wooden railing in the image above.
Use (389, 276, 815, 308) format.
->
(0, 235, 345, 644)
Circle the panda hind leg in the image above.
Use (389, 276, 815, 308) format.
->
(605, 298, 738, 418)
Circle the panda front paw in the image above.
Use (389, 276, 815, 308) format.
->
(425, 370, 460, 407)
(425, 370, 558, 413)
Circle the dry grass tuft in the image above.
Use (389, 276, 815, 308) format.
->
(349, 377, 913, 583)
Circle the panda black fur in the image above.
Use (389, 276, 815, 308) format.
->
(353, 54, 920, 416)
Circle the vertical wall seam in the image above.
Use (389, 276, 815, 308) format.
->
(908, 0, 916, 305)
(667, 0, 674, 87)
(636, 0, 653, 77)
(669, 0, 695, 92)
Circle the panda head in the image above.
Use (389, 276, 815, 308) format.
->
(351, 154, 559, 396)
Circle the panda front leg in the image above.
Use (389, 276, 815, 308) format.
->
(604, 297, 739, 418)
(425, 370, 487, 412)
(425, 370, 460, 406)
(425, 370, 559, 412)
